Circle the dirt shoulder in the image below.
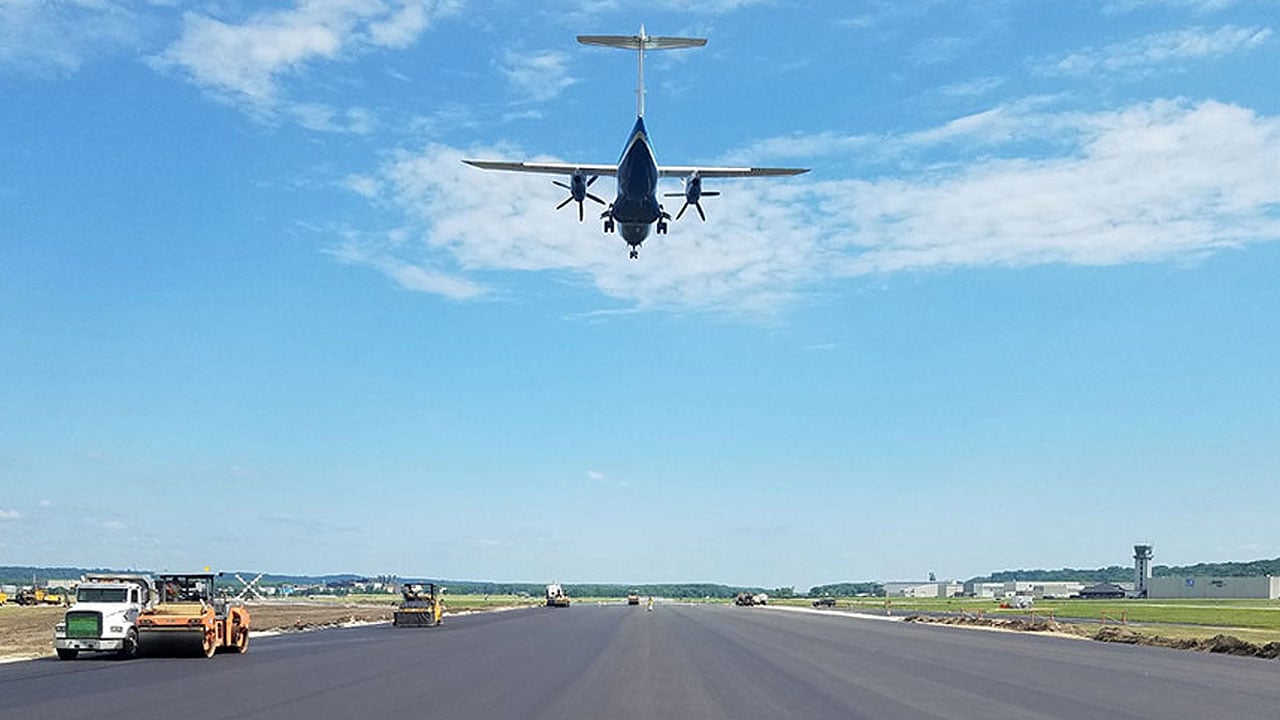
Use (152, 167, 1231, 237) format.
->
(1, 602, 515, 662)
(905, 614, 1280, 659)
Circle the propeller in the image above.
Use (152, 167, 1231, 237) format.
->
(554, 172, 606, 222)
(663, 175, 719, 221)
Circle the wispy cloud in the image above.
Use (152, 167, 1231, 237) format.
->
(499, 50, 577, 102)
(328, 228, 488, 300)
(153, 0, 457, 123)
(570, 0, 771, 14)
(339, 99, 1280, 315)
(940, 76, 1006, 98)
(587, 470, 606, 481)
(0, 0, 139, 76)
(259, 512, 359, 534)
(1106, 0, 1242, 13)
(0, 509, 22, 521)
(1039, 24, 1272, 77)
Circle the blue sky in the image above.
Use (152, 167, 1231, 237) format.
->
(1, 0, 1278, 589)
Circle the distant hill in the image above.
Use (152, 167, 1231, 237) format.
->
(967, 557, 1280, 584)
(0, 566, 760, 599)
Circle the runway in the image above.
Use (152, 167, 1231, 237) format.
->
(3, 603, 1278, 719)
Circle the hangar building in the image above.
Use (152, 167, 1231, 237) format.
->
(1147, 576, 1280, 600)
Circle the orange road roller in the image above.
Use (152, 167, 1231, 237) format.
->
(136, 573, 250, 658)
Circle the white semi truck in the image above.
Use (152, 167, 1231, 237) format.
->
(53, 574, 155, 660)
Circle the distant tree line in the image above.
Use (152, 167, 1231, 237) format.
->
(808, 582, 885, 597)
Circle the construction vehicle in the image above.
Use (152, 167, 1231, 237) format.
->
(54, 574, 155, 660)
(627, 593, 640, 606)
(135, 573, 250, 658)
(545, 583, 570, 607)
(734, 592, 770, 607)
(393, 583, 444, 627)
(14, 587, 69, 606)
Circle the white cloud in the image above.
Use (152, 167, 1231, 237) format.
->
(101, 520, 126, 530)
(587, 470, 606, 481)
(38, 499, 53, 508)
(290, 103, 376, 133)
(154, 0, 457, 118)
(1106, 0, 1241, 12)
(1041, 25, 1272, 77)
(0, 0, 139, 76)
(499, 50, 577, 102)
(570, 0, 770, 14)
(940, 76, 1005, 98)
(340, 99, 1280, 315)
(328, 230, 488, 299)
(0, 509, 22, 521)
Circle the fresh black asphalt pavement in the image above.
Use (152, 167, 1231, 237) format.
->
(3, 603, 1278, 719)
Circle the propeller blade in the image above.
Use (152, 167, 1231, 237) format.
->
(675, 202, 689, 221)
(556, 197, 573, 210)
(586, 175, 599, 187)
(695, 201, 706, 221)
(663, 192, 683, 197)
(702, 191, 720, 197)
(585, 193, 606, 205)
(553, 180, 571, 190)
(578, 201, 585, 222)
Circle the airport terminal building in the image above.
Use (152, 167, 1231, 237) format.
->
(1147, 575, 1280, 599)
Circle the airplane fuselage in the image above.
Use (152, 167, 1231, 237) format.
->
(608, 117, 664, 248)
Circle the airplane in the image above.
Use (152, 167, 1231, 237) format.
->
(463, 26, 809, 260)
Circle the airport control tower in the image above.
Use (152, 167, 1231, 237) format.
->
(1134, 544, 1153, 598)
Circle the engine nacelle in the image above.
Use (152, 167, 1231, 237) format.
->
(683, 175, 703, 204)
(569, 171, 589, 202)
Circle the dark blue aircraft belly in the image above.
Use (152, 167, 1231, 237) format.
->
(612, 118, 661, 225)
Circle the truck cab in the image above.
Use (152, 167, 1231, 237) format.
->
(53, 574, 154, 660)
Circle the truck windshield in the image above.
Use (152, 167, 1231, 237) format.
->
(77, 587, 129, 603)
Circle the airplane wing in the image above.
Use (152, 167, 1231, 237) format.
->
(658, 166, 809, 179)
(461, 160, 618, 177)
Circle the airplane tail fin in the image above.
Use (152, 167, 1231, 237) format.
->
(578, 26, 706, 117)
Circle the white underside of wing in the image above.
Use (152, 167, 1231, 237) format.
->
(658, 166, 810, 179)
(462, 160, 618, 177)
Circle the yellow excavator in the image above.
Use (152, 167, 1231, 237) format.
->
(393, 583, 444, 627)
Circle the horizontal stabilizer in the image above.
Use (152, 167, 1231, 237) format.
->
(577, 34, 706, 51)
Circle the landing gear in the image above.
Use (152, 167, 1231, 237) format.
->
(656, 220, 668, 235)
(629, 249, 639, 260)
(603, 218, 615, 233)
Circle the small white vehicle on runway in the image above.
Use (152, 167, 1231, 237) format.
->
(53, 574, 155, 660)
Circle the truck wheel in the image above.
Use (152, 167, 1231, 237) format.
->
(56, 648, 78, 660)
(118, 629, 139, 660)
(201, 631, 216, 658)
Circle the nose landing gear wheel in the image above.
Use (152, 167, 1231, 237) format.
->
(629, 249, 638, 259)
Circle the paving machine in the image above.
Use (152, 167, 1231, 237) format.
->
(393, 583, 444, 627)
(136, 573, 250, 657)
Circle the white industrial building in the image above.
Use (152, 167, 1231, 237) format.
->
(884, 581, 963, 598)
(1147, 576, 1280, 600)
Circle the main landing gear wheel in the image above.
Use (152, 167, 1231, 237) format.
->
(629, 249, 639, 260)
(604, 219, 615, 233)
(656, 221, 668, 235)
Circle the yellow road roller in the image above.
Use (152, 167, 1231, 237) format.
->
(393, 583, 444, 627)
